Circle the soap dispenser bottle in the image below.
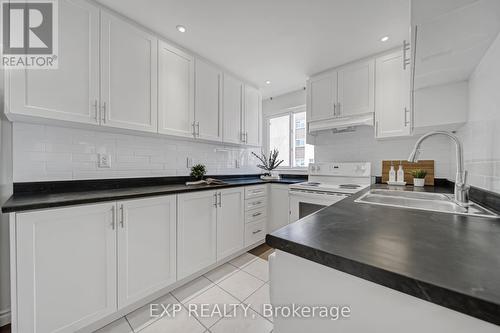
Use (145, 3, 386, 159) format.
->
(389, 162, 396, 183)
(397, 161, 405, 183)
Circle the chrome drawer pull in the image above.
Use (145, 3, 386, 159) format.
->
(252, 229, 262, 234)
(252, 212, 262, 217)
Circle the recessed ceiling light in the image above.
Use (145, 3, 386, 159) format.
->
(380, 36, 389, 42)
(176, 25, 186, 33)
(265, 80, 271, 85)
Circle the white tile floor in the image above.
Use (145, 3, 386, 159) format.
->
(94, 252, 273, 333)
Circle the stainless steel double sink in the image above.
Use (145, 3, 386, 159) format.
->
(355, 189, 499, 219)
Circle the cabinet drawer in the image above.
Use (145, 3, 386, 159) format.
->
(245, 219, 265, 246)
(245, 207, 267, 223)
(245, 185, 267, 199)
(245, 197, 266, 211)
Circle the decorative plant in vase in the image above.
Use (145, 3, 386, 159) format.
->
(190, 164, 206, 181)
(410, 169, 427, 187)
(252, 149, 284, 180)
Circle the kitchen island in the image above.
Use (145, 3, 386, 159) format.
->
(266, 184, 500, 332)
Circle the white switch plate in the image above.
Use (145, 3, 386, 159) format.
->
(98, 153, 111, 168)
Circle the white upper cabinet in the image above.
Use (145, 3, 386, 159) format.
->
(100, 12, 158, 133)
(6, 0, 100, 124)
(177, 191, 217, 279)
(337, 60, 375, 117)
(195, 59, 222, 141)
(375, 50, 411, 138)
(217, 188, 245, 260)
(158, 41, 195, 137)
(243, 85, 262, 146)
(15, 203, 117, 333)
(117, 196, 177, 309)
(307, 72, 337, 122)
(223, 74, 244, 144)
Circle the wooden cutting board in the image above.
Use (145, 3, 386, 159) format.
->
(382, 160, 435, 185)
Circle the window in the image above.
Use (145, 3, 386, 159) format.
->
(267, 109, 314, 168)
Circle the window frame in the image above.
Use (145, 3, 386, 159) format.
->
(265, 105, 312, 170)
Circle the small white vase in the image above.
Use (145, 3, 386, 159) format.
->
(413, 178, 425, 187)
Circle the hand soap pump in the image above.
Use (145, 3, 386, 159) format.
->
(389, 162, 396, 183)
(397, 161, 405, 183)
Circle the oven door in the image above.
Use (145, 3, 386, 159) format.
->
(289, 189, 347, 223)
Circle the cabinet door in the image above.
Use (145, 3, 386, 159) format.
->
(269, 184, 290, 233)
(16, 203, 117, 333)
(244, 85, 262, 146)
(177, 191, 217, 279)
(223, 74, 244, 144)
(375, 51, 411, 138)
(158, 41, 195, 137)
(6, 0, 99, 124)
(117, 196, 177, 308)
(337, 60, 374, 117)
(307, 72, 337, 121)
(100, 12, 158, 132)
(217, 188, 245, 260)
(195, 59, 222, 141)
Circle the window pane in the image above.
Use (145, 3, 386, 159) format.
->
(269, 114, 290, 167)
(293, 112, 314, 168)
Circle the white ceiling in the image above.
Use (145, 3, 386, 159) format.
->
(96, 0, 410, 98)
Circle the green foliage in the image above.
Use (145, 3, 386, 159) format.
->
(190, 164, 206, 179)
(410, 169, 427, 179)
(252, 149, 284, 173)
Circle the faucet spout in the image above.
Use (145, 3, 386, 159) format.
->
(407, 131, 469, 205)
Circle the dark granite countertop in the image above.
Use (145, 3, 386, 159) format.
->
(2, 176, 304, 213)
(267, 184, 500, 325)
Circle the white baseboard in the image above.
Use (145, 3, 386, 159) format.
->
(0, 309, 11, 327)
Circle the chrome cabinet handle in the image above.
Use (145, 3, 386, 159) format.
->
(192, 122, 196, 137)
(120, 205, 124, 228)
(403, 40, 411, 70)
(214, 193, 218, 207)
(93, 99, 98, 121)
(252, 201, 262, 206)
(218, 192, 222, 207)
(333, 102, 336, 116)
(252, 229, 262, 235)
(252, 212, 262, 217)
(196, 122, 200, 136)
(375, 120, 379, 137)
(404, 107, 410, 127)
(101, 102, 107, 123)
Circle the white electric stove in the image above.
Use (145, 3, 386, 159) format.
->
(289, 162, 372, 222)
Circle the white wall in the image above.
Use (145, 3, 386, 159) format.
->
(12, 123, 261, 182)
(262, 89, 306, 118)
(0, 69, 13, 326)
(457, 32, 500, 193)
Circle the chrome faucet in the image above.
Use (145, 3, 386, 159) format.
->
(407, 131, 470, 206)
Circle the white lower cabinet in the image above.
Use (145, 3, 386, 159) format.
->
(12, 187, 267, 332)
(216, 188, 245, 260)
(269, 184, 290, 233)
(15, 203, 117, 333)
(177, 191, 218, 279)
(117, 196, 177, 308)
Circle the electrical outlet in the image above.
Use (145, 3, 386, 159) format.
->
(98, 153, 111, 168)
(235, 159, 240, 168)
(186, 157, 193, 169)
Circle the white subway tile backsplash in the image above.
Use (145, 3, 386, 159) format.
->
(313, 126, 453, 179)
(12, 123, 261, 182)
